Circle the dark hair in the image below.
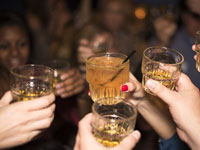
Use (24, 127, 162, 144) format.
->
(0, 12, 33, 62)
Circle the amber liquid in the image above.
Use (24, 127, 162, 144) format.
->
(196, 52, 200, 72)
(142, 69, 177, 95)
(12, 83, 52, 101)
(53, 76, 61, 94)
(93, 115, 130, 147)
(86, 56, 129, 101)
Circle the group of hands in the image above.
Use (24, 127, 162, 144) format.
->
(74, 44, 200, 150)
(74, 72, 200, 150)
(0, 45, 199, 150)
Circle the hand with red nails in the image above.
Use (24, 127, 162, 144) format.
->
(56, 68, 84, 98)
(121, 73, 176, 140)
(146, 73, 200, 150)
(121, 73, 145, 100)
(0, 91, 55, 149)
(74, 113, 141, 150)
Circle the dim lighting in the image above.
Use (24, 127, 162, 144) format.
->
(134, 7, 146, 20)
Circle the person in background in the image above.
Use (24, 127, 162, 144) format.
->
(0, 12, 31, 97)
(0, 12, 84, 147)
(170, 0, 200, 89)
(149, 5, 178, 47)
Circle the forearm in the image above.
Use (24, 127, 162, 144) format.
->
(185, 126, 200, 150)
(137, 96, 176, 139)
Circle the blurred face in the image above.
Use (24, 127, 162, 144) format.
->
(102, 1, 125, 32)
(183, 12, 200, 38)
(0, 26, 29, 70)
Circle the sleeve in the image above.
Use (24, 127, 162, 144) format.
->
(159, 133, 189, 150)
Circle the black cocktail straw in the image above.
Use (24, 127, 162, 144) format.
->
(122, 50, 136, 64)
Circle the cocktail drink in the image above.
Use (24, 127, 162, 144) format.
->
(10, 64, 54, 102)
(45, 59, 70, 94)
(142, 47, 184, 95)
(195, 31, 200, 72)
(86, 53, 129, 101)
(92, 98, 137, 147)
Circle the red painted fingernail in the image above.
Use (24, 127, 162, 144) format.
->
(121, 85, 128, 92)
(88, 90, 90, 96)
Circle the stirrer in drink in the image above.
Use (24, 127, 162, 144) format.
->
(100, 50, 136, 86)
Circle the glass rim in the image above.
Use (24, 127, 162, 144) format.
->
(143, 46, 184, 65)
(10, 64, 54, 79)
(86, 52, 129, 68)
(92, 97, 137, 123)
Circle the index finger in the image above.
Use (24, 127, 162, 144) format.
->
(78, 113, 93, 136)
(60, 68, 77, 80)
(18, 93, 55, 111)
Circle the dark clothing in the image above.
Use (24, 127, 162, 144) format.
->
(170, 26, 200, 89)
(159, 133, 189, 150)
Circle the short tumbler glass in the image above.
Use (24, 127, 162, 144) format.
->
(141, 47, 184, 95)
(10, 64, 54, 102)
(92, 98, 137, 147)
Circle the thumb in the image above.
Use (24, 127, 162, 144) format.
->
(117, 130, 141, 150)
(146, 79, 176, 105)
(0, 91, 13, 107)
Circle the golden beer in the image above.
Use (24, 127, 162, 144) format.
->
(52, 70, 62, 94)
(93, 117, 128, 147)
(92, 98, 137, 147)
(45, 59, 70, 94)
(86, 53, 129, 101)
(141, 47, 184, 95)
(195, 31, 200, 72)
(196, 52, 200, 72)
(10, 64, 54, 102)
(142, 68, 177, 95)
(12, 82, 52, 102)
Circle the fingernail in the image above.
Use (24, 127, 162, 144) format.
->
(88, 90, 90, 96)
(121, 85, 128, 92)
(133, 130, 141, 140)
(146, 79, 157, 90)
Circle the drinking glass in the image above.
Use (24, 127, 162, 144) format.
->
(92, 97, 137, 147)
(86, 53, 129, 101)
(195, 31, 200, 72)
(142, 47, 184, 95)
(45, 59, 70, 94)
(10, 64, 54, 102)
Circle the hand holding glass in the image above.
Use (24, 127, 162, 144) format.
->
(92, 98, 137, 147)
(141, 47, 184, 95)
